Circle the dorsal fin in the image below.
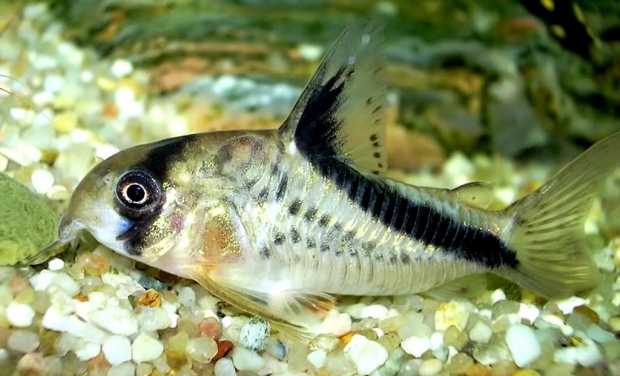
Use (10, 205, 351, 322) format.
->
(279, 21, 388, 175)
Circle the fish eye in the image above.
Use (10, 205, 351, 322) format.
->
(115, 170, 162, 212)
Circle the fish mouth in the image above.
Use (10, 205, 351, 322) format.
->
(57, 215, 85, 243)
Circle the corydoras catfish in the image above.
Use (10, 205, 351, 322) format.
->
(38, 22, 619, 338)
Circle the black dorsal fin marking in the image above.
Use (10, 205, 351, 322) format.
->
(279, 21, 388, 175)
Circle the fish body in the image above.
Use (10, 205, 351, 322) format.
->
(43, 22, 619, 337)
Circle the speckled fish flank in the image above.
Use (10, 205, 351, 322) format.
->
(45, 21, 620, 339)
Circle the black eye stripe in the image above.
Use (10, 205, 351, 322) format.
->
(115, 170, 162, 214)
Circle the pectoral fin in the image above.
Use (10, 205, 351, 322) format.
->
(186, 265, 335, 341)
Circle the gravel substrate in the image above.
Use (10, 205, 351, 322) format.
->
(1, 4, 619, 376)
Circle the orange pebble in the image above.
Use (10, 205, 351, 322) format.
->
(339, 331, 358, 344)
(138, 289, 162, 308)
(212, 340, 234, 362)
(77, 253, 110, 276)
(573, 305, 599, 324)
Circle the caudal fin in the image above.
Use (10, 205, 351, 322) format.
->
(498, 131, 620, 299)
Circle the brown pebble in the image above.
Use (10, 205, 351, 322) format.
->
(465, 362, 492, 376)
(9, 277, 30, 295)
(162, 290, 178, 303)
(74, 294, 88, 302)
(38, 328, 61, 356)
(512, 369, 541, 376)
(86, 352, 110, 372)
(138, 289, 162, 308)
(570, 336, 584, 346)
(212, 340, 234, 361)
(0, 328, 9, 347)
(15, 352, 47, 376)
(573, 305, 599, 324)
(199, 317, 223, 340)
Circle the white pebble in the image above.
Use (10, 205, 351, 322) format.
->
(419, 358, 443, 376)
(556, 297, 585, 315)
(45, 312, 108, 345)
(42, 307, 71, 332)
(505, 324, 541, 367)
(320, 311, 352, 336)
(429, 331, 444, 350)
(102, 335, 132, 366)
(132, 333, 164, 363)
(469, 321, 493, 343)
(89, 306, 138, 336)
(574, 337, 603, 367)
(138, 307, 172, 331)
(518, 303, 541, 323)
(152, 356, 170, 374)
(136, 363, 153, 376)
(47, 258, 65, 271)
(30, 270, 80, 296)
(231, 346, 265, 372)
(266, 338, 288, 360)
(401, 336, 431, 357)
(74, 341, 101, 361)
(6, 301, 35, 327)
(435, 303, 469, 331)
(0, 145, 41, 166)
(108, 362, 136, 376)
(360, 304, 389, 319)
(214, 357, 237, 376)
(177, 286, 196, 306)
(490, 289, 506, 303)
(111, 59, 133, 77)
(31, 168, 54, 194)
(344, 335, 388, 375)
(221, 316, 233, 329)
(307, 349, 327, 368)
(8, 330, 40, 352)
(239, 317, 270, 351)
(344, 303, 365, 319)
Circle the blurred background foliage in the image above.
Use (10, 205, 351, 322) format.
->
(3, 0, 620, 170)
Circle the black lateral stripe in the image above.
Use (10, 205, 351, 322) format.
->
(305, 158, 518, 268)
(356, 178, 373, 210)
(289, 53, 516, 268)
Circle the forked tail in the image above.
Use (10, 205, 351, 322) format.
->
(499, 131, 620, 298)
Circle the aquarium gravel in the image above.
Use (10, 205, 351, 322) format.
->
(1, 4, 619, 376)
